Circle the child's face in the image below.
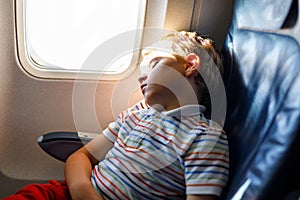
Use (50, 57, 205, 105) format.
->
(138, 50, 190, 111)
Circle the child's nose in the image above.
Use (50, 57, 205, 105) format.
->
(138, 75, 147, 84)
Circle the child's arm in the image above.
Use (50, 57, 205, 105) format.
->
(64, 133, 114, 200)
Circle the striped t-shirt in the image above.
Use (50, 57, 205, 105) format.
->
(91, 101, 229, 199)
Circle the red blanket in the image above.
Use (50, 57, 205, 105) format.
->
(2, 180, 71, 200)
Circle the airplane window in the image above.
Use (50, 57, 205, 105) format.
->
(23, 0, 145, 75)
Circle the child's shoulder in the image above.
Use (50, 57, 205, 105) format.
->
(206, 119, 224, 132)
(191, 115, 226, 137)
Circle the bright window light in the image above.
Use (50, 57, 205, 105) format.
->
(24, 0, 144, 73)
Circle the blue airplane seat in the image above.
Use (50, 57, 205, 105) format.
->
(221, 0, 300, 199)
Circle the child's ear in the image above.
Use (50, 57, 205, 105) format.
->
(185, 53, 200, 77)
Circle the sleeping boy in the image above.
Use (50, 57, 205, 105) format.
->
(4, 31, 229, 200)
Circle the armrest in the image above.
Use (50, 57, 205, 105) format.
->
(37, 131, 98, 162)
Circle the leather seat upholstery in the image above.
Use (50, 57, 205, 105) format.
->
(221, 0, 300, 199)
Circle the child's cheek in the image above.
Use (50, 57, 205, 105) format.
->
(147, 65, 185, 92)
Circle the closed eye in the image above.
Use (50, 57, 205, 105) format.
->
(149, 58, 160, 69)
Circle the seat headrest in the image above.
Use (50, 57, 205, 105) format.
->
(233, 0, 294, 30)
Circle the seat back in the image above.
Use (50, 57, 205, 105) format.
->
(222, 0, 300, 199)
